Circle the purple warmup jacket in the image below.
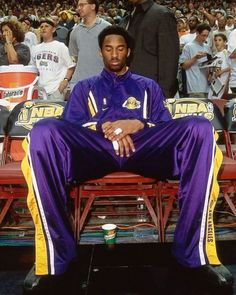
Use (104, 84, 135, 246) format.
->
(22, 68, 222, 275)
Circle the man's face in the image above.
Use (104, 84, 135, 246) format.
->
(77, 1, 94, 18)
(188, 17, 198, 30)
(40, 22, 55, 40)
(100, 34, 130, 75)
(21, 21, 29, 33)
(218, 17, 226, 29)
(196, 29, 209, 44)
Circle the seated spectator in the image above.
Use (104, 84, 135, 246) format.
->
(0, 19, 30, 66)
(31, 18, 75, 100)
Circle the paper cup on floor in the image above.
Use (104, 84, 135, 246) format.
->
(102, 224, 117, 244)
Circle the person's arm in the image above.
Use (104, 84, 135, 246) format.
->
(156, 10, 180, 98)
(215, 66, 231, 77)
(61, 81, 91, 125)
(229, 49, 236, 59)
(58, 66, 75, 93)
(4, 42, 19, 64)
(199, 6, 216, 27)
(57, 43, 76, 93)
(4, 27, 19, 64)
(50, 3, 61, 16)
(181, 51, 207, 70)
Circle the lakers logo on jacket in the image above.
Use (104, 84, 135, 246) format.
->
(122, 97, 141, 109)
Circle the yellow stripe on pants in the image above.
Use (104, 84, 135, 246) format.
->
(21, 138, 49, 275)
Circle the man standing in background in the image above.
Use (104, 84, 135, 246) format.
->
(122, 0, 179, 98)
(69, 0, 110, 90)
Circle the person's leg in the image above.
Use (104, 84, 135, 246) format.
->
(123, 116, 222, 267)
(22, 118, 119, 276)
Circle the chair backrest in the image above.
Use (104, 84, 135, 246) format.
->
(2, 100, 66, 163)
(0, 106, 10, 137)
(224, 99, 236, 133)
(165, 98, 226, 132)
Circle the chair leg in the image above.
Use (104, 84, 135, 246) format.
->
(73, 186, 79, 242)
(78, 193, 95, 240)
(222, 185, 236, 216)
(0, 197, 13, 225)
(156, 182, 164, 243)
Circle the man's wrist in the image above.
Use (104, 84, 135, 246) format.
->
(63, 77, 70, 82)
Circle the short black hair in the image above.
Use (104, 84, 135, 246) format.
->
(214, 33, 227, 42)
(98, 26, 133, 50)
(196, 23, 211, 34)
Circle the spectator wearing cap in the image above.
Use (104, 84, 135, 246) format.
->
(0, 19, 30, 66)
(58, 10, 74, 30)
(225, 15, 235, 32)
(31, 18, 75, 100)
(20, 18, 38, 55)
(215, 9, 226, 19)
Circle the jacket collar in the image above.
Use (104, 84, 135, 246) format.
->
(101, 68, 132, 82)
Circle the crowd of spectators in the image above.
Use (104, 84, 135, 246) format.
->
(0, 1, 235, 24)
(0, 0, 236, 99)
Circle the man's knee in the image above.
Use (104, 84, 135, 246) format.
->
(181, 116, 213, 139)
(30, 118, 62, 146)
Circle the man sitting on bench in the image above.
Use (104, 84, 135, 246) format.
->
(22, 25, 233, 291)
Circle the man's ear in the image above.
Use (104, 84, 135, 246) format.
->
(99, 49, 102, 57)
(91, 4, 96, 12)
(127, 48, 131, 58)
